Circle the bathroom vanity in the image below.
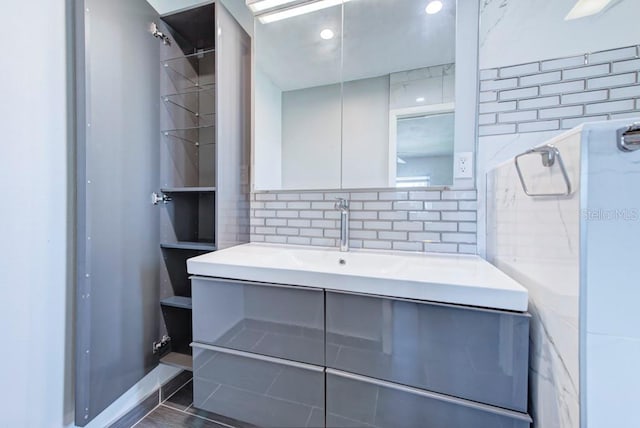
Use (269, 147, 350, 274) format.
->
(187, 244, 532, 428)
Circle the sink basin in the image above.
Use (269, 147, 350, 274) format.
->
(187, 243, 528, 311)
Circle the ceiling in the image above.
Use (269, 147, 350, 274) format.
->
(256, 0, 456, 91)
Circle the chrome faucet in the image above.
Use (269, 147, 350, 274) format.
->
(334, 198, 350, 252)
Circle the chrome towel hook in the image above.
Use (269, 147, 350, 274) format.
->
(514, 144, 572, 197)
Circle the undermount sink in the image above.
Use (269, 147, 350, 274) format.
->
(187, 243, 528, 311)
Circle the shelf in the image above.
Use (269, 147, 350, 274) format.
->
(161, 187, 216, 193)
(161, 86, 216, 129)
(160, 296, 192, 310)
(162, 49, 215, 92)
(160, 352, 193, 371)
(161, 241, 217, 251)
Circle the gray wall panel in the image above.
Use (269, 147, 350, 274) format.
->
(76, 0, 161, 424)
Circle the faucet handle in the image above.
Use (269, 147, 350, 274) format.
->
(334, 198, 349, 210)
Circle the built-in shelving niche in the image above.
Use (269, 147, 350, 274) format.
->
(157, 2, 216, 371)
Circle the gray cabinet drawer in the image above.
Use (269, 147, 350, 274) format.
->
(192, 277, 324, 365)
(326, 369, 531, 428)
(193, 343, 325, 428)
(326, 291, 529, 412)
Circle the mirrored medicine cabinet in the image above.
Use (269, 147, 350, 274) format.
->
(252, 0, 479, 191)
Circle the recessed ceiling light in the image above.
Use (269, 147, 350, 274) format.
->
(425, 0, 443, 15)
(565, 0, 613, 20)
(416, 97, 426, 102)
(320, 29, 334, 40)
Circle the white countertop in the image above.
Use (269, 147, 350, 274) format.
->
(187, 243, 529, 312)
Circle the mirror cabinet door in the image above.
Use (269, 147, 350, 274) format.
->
(253, 0, 457, 191)
(254, 2, 343, 190)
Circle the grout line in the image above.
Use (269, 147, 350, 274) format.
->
(163, 377, 193, 404)
(130, 402, 162, 428)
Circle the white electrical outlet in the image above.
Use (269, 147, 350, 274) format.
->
(454, 152, 474, 179)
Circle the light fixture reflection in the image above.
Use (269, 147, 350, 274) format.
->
(320, 29, 335, 40)
(425, 0, 443, 15)
(247, 0, 299, 13)
(258, 0, 350, 24)
(565, 0, 613, 20)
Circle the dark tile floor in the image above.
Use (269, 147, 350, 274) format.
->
(132, 377, 247, 428)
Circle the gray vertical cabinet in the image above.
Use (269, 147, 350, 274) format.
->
(75, 1, 250, 425)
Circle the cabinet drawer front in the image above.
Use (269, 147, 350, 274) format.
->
(192, 277, 324, 365)
(193, 343, 325, 428)
(326, 370, 531, 428)
(326, 291, 529, 412)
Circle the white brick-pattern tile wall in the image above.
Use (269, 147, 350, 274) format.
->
(250, 190, 477, 254)
(479, 45, 640, 137)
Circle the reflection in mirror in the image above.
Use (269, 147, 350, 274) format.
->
(254, 1, 342, 190)
(342, 0, 456, 189)
(253, 0, 457, 190)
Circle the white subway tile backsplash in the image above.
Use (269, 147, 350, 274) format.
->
(561, 115, 608, 129)
(265, 201, 287, 209)
(277, 227, 299, 236)
(498, 110, 537, 123)
(442, 190, 477, 200)
(393, 201, 423, 211)
(379, 211, 408, 220)
(587, 73, 636, 89)
(288, 236, 311, 246)
(311, 238, 335, 247)
(408, 191, 441, 200)
(479, 91, 498, 103)
(499, 86, 539, 101)
(442, 211, 477, 221)
(458, 244, 477, 254)
(255, 193, 277, 201)
(299, 210, 324, 219)
(363, 240, 392, 250)
(479, 113, 496, 125)
(277, 193, 300, 201)
(561, 90, 608, 104)
(610, 85, 640, 99)
(300, 228, 323, 237)
(378, 231, 408, 241)
(364, 201, 393, 210)
(459, 222, 478, 233)
(563, 63, 610, 79)
(425, 222, 458, 232)
(299, 193, 324, 201)
(265, 235, 287, 244)
(424, 243, 458, 253)
(519, 71, 562, 86)
(351, 211, 378, 220)
(479, 101, 517, 113)
(424, 201, 458, 211)
(393, 221, 424, 231)
(363, 221, 392, 230)
(350, 230, 377, 239)
(409, 232, 441, 242)
(266, 218, 287, 227)
(589, 46, 637, 64)
(585, 99, 635, 115)
(479, 68, 498, 80)
(288, 219, 311, 228)
(311, 201, 336, 210)
(499, 62, 540, 78)
(480, 78, 518, 91)
(612, 58, 640, 74)
(541, 55, 585, 71)
(311, 219, 335, 228)
(518, 96, 560, 110)
(540, 80, 585, 95)
(287, 201, 311, 209)
(276, 211, 299, 218)
(479, 123, 517, 136)
(539, 105, 584, 119)
(393, 241, 423, 251)
(409, 211, 441, 221)
(378, 191, 408, 200)
(442, 233, 477, 244)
